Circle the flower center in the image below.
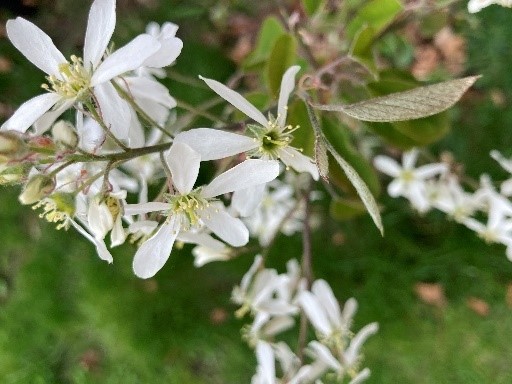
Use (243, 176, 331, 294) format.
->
(32, 192, 75, 230)
(248, 117, 300, 160)
(167, 190, 210, 228)
(104, 195, 122, 220)
(400, 169, 415, 183)
(42, 55, 91, 100)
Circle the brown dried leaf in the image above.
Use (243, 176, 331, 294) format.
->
(411, 44, 440, 80)
(434, 27, 466, 76)
(467, 297, 490, 317)
(414, 282, 447, 308)
(210, 307, 229, 325)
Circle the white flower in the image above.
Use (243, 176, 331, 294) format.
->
(490, 150, 512, 196)
(2, 0, 161, 138)
(462, 196, 512, 260)
(87, 190, 127, 247)
(124, 142, 279, 278)
(191, 244, 232, 267)
(374, 149, 448, 213)
(236, 179, 304, 246)
(136, 21, 183, 78)
(174, 66, 319, 180)
(429, 176, 479, 222)
(298, 279, 357, 341)
(252, 341, 277, 384)
(232, 255, 298, 318)
(468, 0, 512, 13)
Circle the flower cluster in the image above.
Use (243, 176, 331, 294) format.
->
(233, 256, 378, 384)
(0, 0, 323, 280)
(3, 0, 501, 380)
(375, 148, 512, 261)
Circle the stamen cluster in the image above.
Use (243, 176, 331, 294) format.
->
(42, 55, 91, 100)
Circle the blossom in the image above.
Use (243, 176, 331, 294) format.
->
(124, 143, 279, 278)
(1, 0, 161, 138)
(232, 255, 298, 319)
(174, 66, 319, 180)
(87, 190, 127, 247)
(374, 149, 448, 212)
(136, 21, 183, 78)
(298, 279, 358, 342)
(235, 179, 305, 246)
(468, 0, 512, 13)
(429, 176, 479, 222)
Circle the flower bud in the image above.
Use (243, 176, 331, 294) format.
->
(0, 131, 27, 159)
(19, 174, 55, 205)
(51, 120, 78, 149)
(0, 163, 29, 185)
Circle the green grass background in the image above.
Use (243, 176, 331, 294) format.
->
(1, 1, 512, 383)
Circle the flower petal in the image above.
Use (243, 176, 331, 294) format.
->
(1, 93, 61, 132)
(279, 147, 319, 180)
(83, 0, 116, 69)
(277, 65, 300, 127)
(231, 183, 266, 217)
(6, 17, 65, 76)
(311, 279, 342, 330)
(87, 198, 113, 239)
(402, 148, 418, 170)
(121, 76, 176, 109)
(132, 217, 180, 278)
(166, 142, 201, 194)
(174, 128, 257, 161)
(255, 341, 276, 384)
(200, 205, 249, 247)
(200, 76, 268, 126)
(178, 231, 226, 250)
(93, 81, 131, 140)
(91, 34, 161, 86)
(124, 202, 169, 216)
(298, 291, 331, 336)
(33, 99, 74, 135)
(373, 155, 401, 177)
(143, 37, 183, 68)
(415, 163, 448, 179)
(201, 159, 279, 198)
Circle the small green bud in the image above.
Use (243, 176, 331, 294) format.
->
(0, 163, 29, 185)
(19, 174, 55, 205)
(51, 120, 78, 149)
(0, 131, 27, 159)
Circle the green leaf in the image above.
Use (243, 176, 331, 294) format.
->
(321, 116, 380, 196)
(330, 198, 368, 221)
(365, 121, 420, 149)
(313, 76, 480, 122)
(349, 25, 378, 76)
(243, 16, 286, 69)
(362, 71, 451, 147)
(266, 34, 297, 98)
(304, 100, 383, 235)
(302, 0, 324, 15)
(346, 0, 403, 40)
(286, 100, 315, 157)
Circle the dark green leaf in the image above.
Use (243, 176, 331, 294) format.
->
(266, 34, 297, 98)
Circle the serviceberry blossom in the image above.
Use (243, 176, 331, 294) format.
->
(237, 257, 377, 383)
(1, 0, 161, 138)
(468, 0, 512, 13)
(124, 143, 280, 278)
(174, 66, 320, 180)
(374, 148, 448, 212)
